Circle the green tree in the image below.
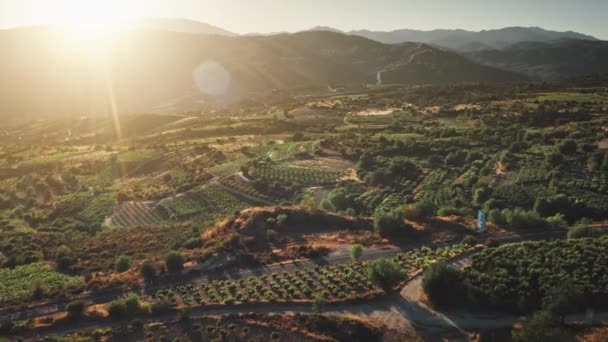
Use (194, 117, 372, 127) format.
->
(114, 255, 132, 273)
(350, 244, 364, 262)
(374, 209, 408, 237)
(165, 251, 184, 273)
(542, 282, 584, 325)
(140, 260, 158, 282)
(66, 300, 86, 318)
(312, 292, 325, 314)
(366, 259, 406, 292)
(422, 260, 465, 307)
(276, 214, 289, 228)
(31, 281, 47, 300)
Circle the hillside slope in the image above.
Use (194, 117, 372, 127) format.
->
(0, 29, 523, 120)
(467, 39, 608, 80)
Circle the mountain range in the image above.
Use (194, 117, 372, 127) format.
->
(313, 26, 598, 51)
(467, 39, 608, 80)
(0, 28, 523, 120)
(135, 19, 599, 52)
(1, 20, 607, 120)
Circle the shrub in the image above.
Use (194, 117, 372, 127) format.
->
(165, 251, 184, 273)
(488, 209, 507, 226)
(276, 214, 289, 228)
(114, 255, 132, 273)
(415, 201, 437, 217)
(437, 206, 466, 217)
(512, 310, 571, 342)
(462, 236, 477, 247)
(108, 299, 127, 319)
(547, 213, 568, 228)
(31, 281, 47, 300)
(503, 209, 548, 230)
(567, 225, 603, 239)
(140, 260, 158, 282)
(366, 259, 406, 291)
(374, 209, 409, 237)
(312, 292, 325, 314)
(108, 293, 148, 320)
(350, 244, 364, 262)
(184, 237, 202, 249)
(66, 300, 86, 318)
(422, 260, 465, 307)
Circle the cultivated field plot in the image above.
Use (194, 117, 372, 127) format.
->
(150, 244, 468, 308)
(216, 175, 276, 203)
(109, 201, 164, 228)
(250, 163, 348, 186)
(108, 184, 251, 227)
(463, 238, 608, 311)
(0, 263, 83, 304)
(266, 141, 320, 161)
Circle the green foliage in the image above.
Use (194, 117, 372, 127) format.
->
(422, 260, 465, 307)
(373, 209, 409, 237)
(140, 260, 158, 282)
(512, 311, 573, 342)
(312, 292, 325, 314)
(350, 244, 364, 262)
(567, 225, 603, 239)
(165, 251, 184, 273)
(0, 263, 83, 304)
(184, 237, 202, 249)
(66, 300, 86, 318)
(501, 208, 548, 230)
(463, 238, 608, 313)
(542, 281, 584, 323)
(114, 255, 132, 273)
(365, 259, 406, 291)
(108, 293, 149, 320)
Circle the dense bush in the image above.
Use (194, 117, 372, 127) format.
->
(365, 259, 406, 291)
(140, 260, 159, 282)
(108, 293, 149, 320)
(373, 209, 410, 237)
(66, 300, 86, 318)
(422, 260, 465, 307)
(165, 251, 184, 273)
(114, 255, 132, 273)
(567, 225, 603, 239)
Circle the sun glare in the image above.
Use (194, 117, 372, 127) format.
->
(51, 0, 136, 49)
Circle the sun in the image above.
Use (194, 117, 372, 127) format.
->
(52, 0, 135, 47)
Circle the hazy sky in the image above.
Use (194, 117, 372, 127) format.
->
(1, 0, 606, 39)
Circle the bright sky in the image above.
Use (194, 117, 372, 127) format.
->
(1, 0, 606, 39)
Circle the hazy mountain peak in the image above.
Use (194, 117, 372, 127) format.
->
(134, 18, 236, 36)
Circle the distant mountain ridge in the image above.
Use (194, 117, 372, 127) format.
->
(308, 26, 598, 51)
(467, 39, 608, 80)
(134, 18, 236, 36)
(125, 19, 599, 53)
(0, 28, 523, 120)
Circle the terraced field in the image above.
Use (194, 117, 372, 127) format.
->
(251, 163, 347, 186)
(108, 184, 250, 228)
(266, 141, 320, 161)
(216, 175, 275, 203)
(109, 202, 163, 228)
